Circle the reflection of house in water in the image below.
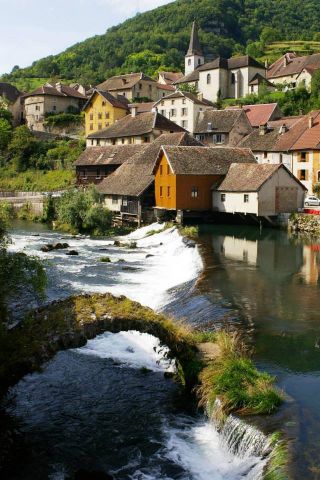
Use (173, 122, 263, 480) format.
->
(301, 245, 320, 285)
(211, 230, 303, 279)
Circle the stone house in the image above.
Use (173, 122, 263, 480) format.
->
(213, 163, 306, 216)
(154, 91, 214, 133)
(194, 108, 252, 146)
(83, 89, 129, 137)
(174, 22, 266, 102)
(96, 72, 174, 102)
(86, 109, 185, 147)
(23, 82, 87, 131)
(267, 52, 320, 90)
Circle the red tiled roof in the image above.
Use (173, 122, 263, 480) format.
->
(243, 103, 279, 127)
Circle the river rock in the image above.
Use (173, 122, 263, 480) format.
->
(182, 238, 196, 248)
(146, 254, 154, 258)
(66, 250, 79, 256)
(122, 266, 139, 271)
(41, 242, 69, 252)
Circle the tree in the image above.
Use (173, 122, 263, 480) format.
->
(260, 27, 279, 45)
(8, 126, 36, 171)
(0, 119, 13, 151)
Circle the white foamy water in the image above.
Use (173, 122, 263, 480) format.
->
(9, 223, 203, 311)
(74, 330, 175, 372)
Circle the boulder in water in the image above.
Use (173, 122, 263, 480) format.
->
(145, 254, 154, 258)
(66, 250, 79, 256)
(182, 238, 196, 248)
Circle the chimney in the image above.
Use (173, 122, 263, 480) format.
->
(131, 105, 138, 117)
(308, 115, 314, 129)
(259, 123, 268, 135)
(279, 124, 288, 135)
(207, 122, 213, 131)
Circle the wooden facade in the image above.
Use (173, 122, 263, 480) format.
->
(155, 152, 220, 210)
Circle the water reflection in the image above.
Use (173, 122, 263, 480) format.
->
(189, 225, 320, 479)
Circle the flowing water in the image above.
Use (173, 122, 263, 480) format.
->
(2, 221, 271, 480)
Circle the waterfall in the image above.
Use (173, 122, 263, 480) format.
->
(220, 415, 270, 459)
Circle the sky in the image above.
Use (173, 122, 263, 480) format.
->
(0, 0, 173, 75)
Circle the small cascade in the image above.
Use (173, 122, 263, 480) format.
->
(220, 415, 270, 458)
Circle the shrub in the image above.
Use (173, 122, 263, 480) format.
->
(100, 256, 111, 263)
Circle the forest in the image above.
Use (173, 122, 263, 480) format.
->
(2, 0, 320, 87)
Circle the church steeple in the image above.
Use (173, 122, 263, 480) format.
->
(185, 21, 204, 75)
(187, 21, 203, 57)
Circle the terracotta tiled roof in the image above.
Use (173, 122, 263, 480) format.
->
(289, 111, 320, 150)
(24, 83, 86, 99)
(238, 128, 282, 151)
(267, 53, 320, 80)
(0, 82, 21, 103)
(87, 111, 185, 139)
(74, 145, 146, 166)
(195, 109, 248, 134)
(157, 146, 255, 175)
(96, 132, 202, 196)
(242, 103, 280, 128)
(216, 163, 306, 192)
(156, 83, 176, 91)
(96, 73, 155, 91)
(83, 89, 129, 112)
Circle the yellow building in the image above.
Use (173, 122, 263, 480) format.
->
(83, 89, 129, 137)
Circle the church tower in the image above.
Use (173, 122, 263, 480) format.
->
(185, 21, 204, 76)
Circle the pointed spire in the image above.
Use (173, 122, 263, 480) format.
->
(187, 21, 203, 57)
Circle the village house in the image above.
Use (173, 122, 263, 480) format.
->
(83, 89, 129, 137)
(174, 22, 267, 102)
(74, 144, 145, 186)
(0, 82, 24, 125)
(213, 163, 306, 217)
(95, 132, 202, 224)
(96, 72, 174, 102)
(194, 108, 252, 146)
(267, 52, 320, 90)
(242, 103, 282, 128)
(153, 146, 255, 219)
(23, 82, 87, 131)
(238, 111, 320, 192)
(154, 91, 214, 133)
(86, 109, 185, 146)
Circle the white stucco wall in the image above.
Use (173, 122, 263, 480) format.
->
(213, 191, 259, 215)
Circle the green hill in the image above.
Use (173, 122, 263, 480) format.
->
(3, 0, 320, 88)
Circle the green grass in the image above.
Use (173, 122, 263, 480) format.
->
(179, 225, 199, 239)
(197, 331, 283, 416)
(100, 256, 111, 263)
(258, 40, 320, 64)
(264, 432, 289, 480)
(0, 168, 75, 192)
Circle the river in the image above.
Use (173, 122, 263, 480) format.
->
(3, 221, 320, 479)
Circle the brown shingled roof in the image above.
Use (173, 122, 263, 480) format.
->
(96, 73, 155, 91)
(159, 71, 183, 84)
(96, 132, 203, 196)
(74, 145, 146, 166)
(267, 53, 320, 80)
(156, 146, 256, 175)
(83, 89, 129, 112)
(195, 109, 248, 134)
(24, 83, 86, 99)
(216, 163, 306, 191)
(87, 111, 185, 139)
(173, 69, 200, 85)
